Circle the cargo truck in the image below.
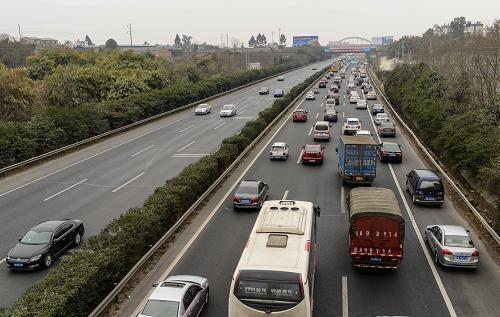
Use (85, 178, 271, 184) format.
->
(347, 187, 405, 269)
(337, 135, 377, 185)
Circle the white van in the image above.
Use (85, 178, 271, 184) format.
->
(228, 200, 321, 317)
(313, 121, 331, 141)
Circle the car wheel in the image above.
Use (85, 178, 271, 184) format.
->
(74, 232, 82, 246)
(43, 253, 53, 268)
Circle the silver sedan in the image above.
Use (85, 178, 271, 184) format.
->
(139, 275, 209, 317)
(425, 225, 479, 269)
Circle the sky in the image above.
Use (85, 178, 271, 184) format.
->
(1, 0, 499, 45)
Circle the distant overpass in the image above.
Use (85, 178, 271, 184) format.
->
(326, 37, 376, 53)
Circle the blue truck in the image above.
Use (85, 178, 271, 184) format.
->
(337, 136, 377, 185)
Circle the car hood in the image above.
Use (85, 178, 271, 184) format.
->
(8, 242, 49, 259)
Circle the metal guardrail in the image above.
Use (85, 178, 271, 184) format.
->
(0, 63, 318, 177)
(88, 68, 328, 317)
(368, 70, 500, 245)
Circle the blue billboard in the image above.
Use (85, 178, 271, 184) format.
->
(293, 36, 319, 47)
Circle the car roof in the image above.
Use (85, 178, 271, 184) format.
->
(414, 169, 440, 179)
(275, 88, 283, 91)
(438, 225, 469, 236)
(315, 120, 329, 125)
(32, 220, 66, 231)
(346, 117, 359, 121)
(149, 279, 190, 302)
(373, 103, 383, 107)
(198, 103, 209, 107)
(294, 109, 306, 112)
(381, 122, 394, 127)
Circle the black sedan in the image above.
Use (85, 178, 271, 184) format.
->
(6, 220, 84, 270)
(378, 142, 402, 163)
(259, 87, 270, 95)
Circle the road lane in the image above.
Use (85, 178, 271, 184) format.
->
(0, 61, 331, 306)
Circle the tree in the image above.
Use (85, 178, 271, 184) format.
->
(0, 65, 36, 122)
(105, 38, 118, 50)
(84, 35, 93, 46)
(248, 35, 256, 47)
(279, 34, 286, 46)
(181, 35, 192, 51)
(174, 34, 182, 48)
(449, 17, 467, 38)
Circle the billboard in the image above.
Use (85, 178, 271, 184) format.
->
(371, 36, 394, 46)
(293, 36, 319, 47)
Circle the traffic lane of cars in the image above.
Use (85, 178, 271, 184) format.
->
(0, 62, 331, 306)
(364, 90, 500, 316)
(0, 61, 328, 254)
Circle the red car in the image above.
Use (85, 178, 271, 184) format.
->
(293, 109, 308, 122)
(301, 144, 324, 165)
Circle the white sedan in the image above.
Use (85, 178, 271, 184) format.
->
(366, 91, 377, 100)
(220, 104, 237, 117)
(349, 95, 359, 103)
(195, 103, 211, 115)
(342, 118, 362, 135)
(305, 92, 316, 100)
(355, 100, 367, 109)
(269, 142, 289, 160)
(374, 113, 390, 125)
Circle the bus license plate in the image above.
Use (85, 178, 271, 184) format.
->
(370, 257, 382, 262)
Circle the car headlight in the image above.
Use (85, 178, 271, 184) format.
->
(29, 254, 42, 262)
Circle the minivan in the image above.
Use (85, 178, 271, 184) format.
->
(406, 169, 444, 206)
(313, 121, 331, 141)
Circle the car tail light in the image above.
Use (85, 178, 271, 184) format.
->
(382, 151, 388, 155)
(298, 274, 305, 298)
(416, 190, 424, 195)
(233, 195, 239, 202)
(442, 249, 453, 256)
(305, 240, 311, 251)
(396, 152, 402, 156)
(472, 250, 479, 257)
(251, 196, 259, 203)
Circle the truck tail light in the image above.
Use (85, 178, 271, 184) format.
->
(442, 249, 453, 256)
(472, 250, 479, 257)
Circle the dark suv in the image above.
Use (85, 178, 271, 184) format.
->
(406, 169, 444, 206)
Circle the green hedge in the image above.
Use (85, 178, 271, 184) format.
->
(5, 67, 329, 317)
(0, 59, 322, 169)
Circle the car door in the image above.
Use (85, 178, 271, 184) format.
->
(430, 227, 443, 254)
(51, 226, 68, 256)
(183, 286, 203, 317)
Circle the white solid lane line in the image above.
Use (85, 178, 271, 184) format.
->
(130, 145, 155, 157)
(112, 172, 145, 193)
(296, 150, 304, 164)
(178, 125, 194, 133)
(282, 190, 289, 200)
(342, 276, 349, 317)
(341, 186, 345, 213)
(133, 98, 307, 316)
(177, 141, 196, 152)
(43, 179, 88, 202)
(308, 127, 313, 136)
(366, 103, 457, 317)
(214, 122, 226, 130)
(0, 113, 194, 199)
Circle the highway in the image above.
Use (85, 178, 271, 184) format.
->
(0, 60, 331, 306)
(121, 67, 500, 317)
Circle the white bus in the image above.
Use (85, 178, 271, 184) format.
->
(228, 200, 321, 317)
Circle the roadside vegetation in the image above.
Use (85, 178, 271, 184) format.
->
(0, 46, 324, 169)
(377, 18, 500, 232)
(2, 66, 329, 317)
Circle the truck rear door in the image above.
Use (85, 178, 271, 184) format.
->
(344, 144, 376, 180)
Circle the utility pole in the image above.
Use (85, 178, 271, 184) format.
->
(127, 23, 133, 47)
(272, 31, 274, 46)
(226, 34, 229, 49)
(278, 28, 281, 45)
(18, 24, 22, 41)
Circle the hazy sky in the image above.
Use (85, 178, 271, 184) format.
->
(1, 0, 498, 45)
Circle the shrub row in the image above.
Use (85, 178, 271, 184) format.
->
(0, 59, 319, 170)
(5, 67, 329, 317)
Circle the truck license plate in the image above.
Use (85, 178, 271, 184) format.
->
(355, 176, 364, 181)
(370, 257, 382, 262)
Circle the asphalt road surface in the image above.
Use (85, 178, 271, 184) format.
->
(0, 60, 331, 306)
(126, 68, 500, 317)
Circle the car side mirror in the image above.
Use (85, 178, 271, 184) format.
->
(152, 283, 158, 287)
(335, 148, 338, 154)
(322, 146, 326, 149)
(406, 173, 409, 177)
(302, 146, 305, 148)
(18, 238, 21, 242)
(314, 205, 321, 217)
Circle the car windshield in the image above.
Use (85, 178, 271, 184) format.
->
(383, 143, 400, 152)
(420, 180, 443, 191)
(444, 235, 474, 248)
(141, 299, 179, 317)
(237, 184, 259, 195)
(377, 114, 388, 119)
(294, 110, 305, 114)
(20, 230, 52, 245)
(272, 146, 285, 151)
(305, 146, 320, 152)
(261, 87, 267, 90)
(347, 120, 359, 125)
(374, 105, 383, 109)
(381, 123, 394, 128)
(197, 105, 208, 109)
(222, 105, 233, 110)
(315, 125, 328, 131)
